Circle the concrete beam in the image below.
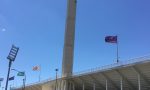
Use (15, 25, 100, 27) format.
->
(78, 77, 102, 89)
(115, 70, 136, 90)
(120, 78, 123, 90)
(101, 73, 119, 90)
(70, 78, 84, 90)
(93, 83, 95, 90)
(74, 77, 88, 89)
(138, 74, 141, 90)
(106, 80, 108, 90)
(78, 77, 92, 85)
(88, 75, 105, 89)
(132, 66, 150, 86)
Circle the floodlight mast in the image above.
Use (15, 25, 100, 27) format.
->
(5, 45, 19, 90)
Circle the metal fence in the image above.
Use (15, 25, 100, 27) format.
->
(72, 54, 150, 77)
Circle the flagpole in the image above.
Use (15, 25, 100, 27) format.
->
(117, 36, 119, 63)
(39, 65, 41, 82)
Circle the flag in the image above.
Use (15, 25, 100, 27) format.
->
(0, 78, 4, 81)
(17, 72, 25, 76)
(105, 36, 117, 43)
(32, 66, 40, 71)
(9, 76, 14, 81)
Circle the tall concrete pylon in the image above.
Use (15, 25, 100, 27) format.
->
(62, 0, 77, 78)
(60, 0, 77, 90)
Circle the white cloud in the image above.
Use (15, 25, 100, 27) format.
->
(1, 28, 6, 32)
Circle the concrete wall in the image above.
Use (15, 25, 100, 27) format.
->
(42, 81, 55, 90)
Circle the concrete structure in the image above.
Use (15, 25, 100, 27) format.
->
(61, 0, 77, 89)
(62, 0, 77, 78)
(13, 55, 150, 90)
(12, 0, 150, 90)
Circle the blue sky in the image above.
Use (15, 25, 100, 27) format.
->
(0, 0, 150, 89)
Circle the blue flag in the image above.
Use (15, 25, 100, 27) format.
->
(9, 76, 15, 81)
(0, 78, 4, 81)
(105, 36, 117, 43)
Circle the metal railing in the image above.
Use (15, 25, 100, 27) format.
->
(72, 54, 150, 77)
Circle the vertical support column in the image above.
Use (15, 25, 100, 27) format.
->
(82, 83, 85, 90)
(68, 82, 70, 90)
(120, 78, 123, 90)
(138, 74, 141, 90)
(61, 0, 77, 89)
(62, 0, 77, 78)
(60, 80, 76, 90)
(106, 80, 108, 90)
(58, 81, 61, 90)
(73, 82, 75, 90)
(60, 80, 64, 90)
(69, 82, 72, 90)
(93, 83, 96, 90)
(63, 80, 66, 90)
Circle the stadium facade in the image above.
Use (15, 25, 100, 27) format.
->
(13, 55, 150, 90)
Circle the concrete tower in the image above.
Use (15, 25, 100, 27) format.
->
(62, 0, 77, 78)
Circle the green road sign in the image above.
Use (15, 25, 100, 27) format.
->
(17, 72, 25, 76)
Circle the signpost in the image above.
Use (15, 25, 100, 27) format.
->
(11, 69, 26, 90)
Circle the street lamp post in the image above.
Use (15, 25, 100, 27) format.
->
(5, 45, 19, 90)
(55, 69, 58, 90)
(21, 79, 26, 90)
(11, 69, 26, 90)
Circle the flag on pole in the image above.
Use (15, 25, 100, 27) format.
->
(0, 78, 4, 81)
(32, 65, 41, 81)
(9, 76, 15, 81)
(32, 66, 40, 71)
(105, 36, 117, 43)
(17, 72, 25, 76)
(105, 35, 119, 63)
